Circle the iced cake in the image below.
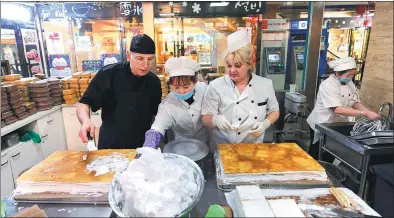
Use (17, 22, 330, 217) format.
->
(13, 150, 136, 199)
(218, 143, 325, 174)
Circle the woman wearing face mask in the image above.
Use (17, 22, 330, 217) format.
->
(141, 56, 209, 150)
(201, 29, 280, 152)
(307, 57, 381, 160)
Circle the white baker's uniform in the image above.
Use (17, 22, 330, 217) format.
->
(151, 82, 209, 144)
(307, 74, 360, 144)
(202, 74, 279, 152)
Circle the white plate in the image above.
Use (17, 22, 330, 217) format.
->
(163, 139, 209, 161)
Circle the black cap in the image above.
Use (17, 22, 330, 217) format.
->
(130, 34, 155, 54)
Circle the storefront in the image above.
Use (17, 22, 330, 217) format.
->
(1, 3, 45, 77)
(153, 1, 266, 80)
(36, 2, 143, 76)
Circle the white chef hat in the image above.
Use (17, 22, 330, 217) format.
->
(328, 57, 357, 72)
(164, 56, 200, 77)
(227, 29, 251, 53)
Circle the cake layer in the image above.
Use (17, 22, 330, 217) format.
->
(218, 143, 325, 174)
(16, 150, 136, 183)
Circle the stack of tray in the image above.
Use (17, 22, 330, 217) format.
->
(350, 131, 394, 146)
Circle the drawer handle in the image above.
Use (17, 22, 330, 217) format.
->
(42, 134, 48, 139)
(1, 160, 8, 166)
(11, 152, 21, 158)
(47, 119, 54, 124)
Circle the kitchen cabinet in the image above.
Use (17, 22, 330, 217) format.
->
(1, 154, 15, 199)
(37, 109, 67, 158)
(9, 141, 43, 182)
(62, 106, 101, 151)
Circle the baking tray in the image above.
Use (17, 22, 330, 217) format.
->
(350, 130, 394, 140)
(214, 151, 330, 192)
(358, 137, 394, 146)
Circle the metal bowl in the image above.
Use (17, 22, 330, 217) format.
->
(108, 153, 205, 217)
(163, 139, 209, 161)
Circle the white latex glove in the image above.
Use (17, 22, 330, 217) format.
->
(212, 115, 232, 131)
(249, 119, 271, 137)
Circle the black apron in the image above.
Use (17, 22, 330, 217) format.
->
(97, 73, 153, 149)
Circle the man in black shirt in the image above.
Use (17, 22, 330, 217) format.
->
(77, 34, 162, 149)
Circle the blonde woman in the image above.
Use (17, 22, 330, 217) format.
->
(201, 29, 280, 151)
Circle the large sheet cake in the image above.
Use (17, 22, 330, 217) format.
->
(13, 149, 136, 201)
(216, 143, 328, 186)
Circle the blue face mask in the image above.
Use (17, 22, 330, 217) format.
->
(174, 89, 194, 101)
(339, 77, 352, 84)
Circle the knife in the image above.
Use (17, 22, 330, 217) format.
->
(87, 130, 97, 151)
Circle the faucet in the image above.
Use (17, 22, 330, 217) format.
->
(379, 102, 393, 122)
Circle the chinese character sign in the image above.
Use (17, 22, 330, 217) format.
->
(235, 1, 263, 13)
(120, 2, 142, 16)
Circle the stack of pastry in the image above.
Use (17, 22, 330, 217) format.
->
(63, 89, 78, 105)
(13, 150, 137, 200)
(158, 75, 168, 100)
(3, 74, 21, 83)
(69, 78, 80, 99)
(22, 102, 37, 116)
(61, 77, 70, 89)
(48, 78, 63, 106)
(29, 81, 53, 111)
(13, 79, 30, 103)
(1, 85, 19, 126)
(5, 84, 29, 121)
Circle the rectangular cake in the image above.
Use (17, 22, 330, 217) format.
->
(218, 143, 325, 174)
(13, 149, 136, 199)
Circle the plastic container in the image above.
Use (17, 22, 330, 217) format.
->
(7, 93, 21, 101)
(50, 88, 62, 94)
(1, 105, 11, 112)
(80, 72, 91, 78)
(30, 92, 50, 98)
(4, 132, 19, 147)
(37, 104, 53, 111)
(47, 78, 60, 84)
(79, 78, 90, 84)
(13, 106, 26, 115)
(9, 101, 23, 109)
(53, 100, 63, 106)
(29, 80, 49, 88)
(34, 74, 46, 79)
(1, 111, 14, 119)
(50, 91, 63, 97)
(69, 78, 80, 84)
(65, 98, 79, 105)
(2, 84, 18, 92)
(69, 84, 79, 89)
(29, 87, 50, 93)
(4, 115, 18, 125)
(63, 94, 78, 101)
(3, 74, 21, 81)
(63, 89, 75, 95)
(16, 112, 29, 120)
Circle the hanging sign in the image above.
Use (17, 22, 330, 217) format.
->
(21, 29, 44, 75)
(100, 54, 121, 67)
(49, 54, 72, 76)
(46, 32, 64, 54)
(261, 19, 290, 30)
(1, 29, 16, 45)
(154, 2, 266, 17)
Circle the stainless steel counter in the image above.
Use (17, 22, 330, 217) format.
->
(316, 122, 394, 200)
(4, 153, 228, 217)
(4, 152, 344, 217)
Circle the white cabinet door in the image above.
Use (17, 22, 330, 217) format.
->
(38, 109, 67, 158)
(9, 141, 43, 182)
(1, 154, 15, 199)
(62, 106, 101, 151)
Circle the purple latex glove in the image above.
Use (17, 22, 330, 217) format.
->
(136, 129, 163, 159)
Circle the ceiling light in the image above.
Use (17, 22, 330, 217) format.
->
(210, 2, 229, 7)
(159, 13, 175, 17)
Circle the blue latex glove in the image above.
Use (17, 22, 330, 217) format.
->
(136, 129, 163, 159)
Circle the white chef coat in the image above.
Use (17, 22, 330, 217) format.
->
(202, 74, 279, 152)
(307, 74, 360, 144)
(151, 82, 209, 144)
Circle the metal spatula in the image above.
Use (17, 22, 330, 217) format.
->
(87, 131, 97, 151)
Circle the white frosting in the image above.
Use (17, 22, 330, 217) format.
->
(86, 153, 130, 176)
(117, 147, 198, 217)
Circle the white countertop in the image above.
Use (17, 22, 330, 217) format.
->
(1, 105, 63, 137)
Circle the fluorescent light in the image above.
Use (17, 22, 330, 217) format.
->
(210, 2, 229, 7)
(1, 3, 31, 22)
(159, 13, 175, 17)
